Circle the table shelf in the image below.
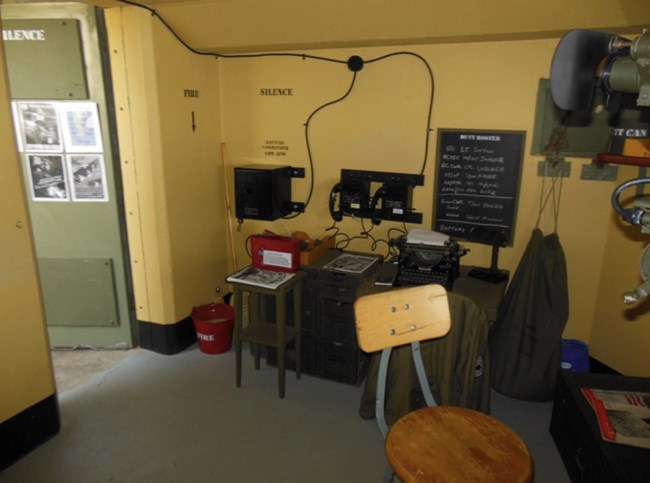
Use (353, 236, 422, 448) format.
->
(241, 322, 297, 348)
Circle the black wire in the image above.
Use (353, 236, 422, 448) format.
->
(117, 0, 347, 65)
(359, 217, 373, 235)
(364, 52, 434, 176)
(360, 218, 392, 255)
(323, 222, 345, 246)
(244, 234, 253, 259)
(325, 221, 339, 234)
(387, 226, 407, 239)
(283, 71, 358, 218)
(336, 218, 386, 255)
(335, 231, 352, 249)
(118, 0, 435, 217)
(119, 0, 218, 58)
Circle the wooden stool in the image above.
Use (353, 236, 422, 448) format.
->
(231, 271, 304, 398)
(385, 405, 534, 483)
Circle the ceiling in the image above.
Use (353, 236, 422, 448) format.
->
(2, 0, 649, 54)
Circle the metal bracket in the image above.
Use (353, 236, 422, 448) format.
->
(537, 157, 571, 178)
(283, 201, 305, 213)
(581, 163, 619, 181)
(289, 167, 305, 178)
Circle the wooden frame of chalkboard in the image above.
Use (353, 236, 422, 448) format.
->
(433, 129, 526, 246)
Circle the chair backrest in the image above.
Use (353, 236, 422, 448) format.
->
(354, 284, 451, 353)
(354, 283, 451, 440)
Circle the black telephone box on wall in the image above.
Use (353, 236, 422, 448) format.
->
(234, 164, 304, 221)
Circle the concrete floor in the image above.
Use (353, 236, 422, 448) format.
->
(3, 345, 571, 482)
(51, 349, 132, 393)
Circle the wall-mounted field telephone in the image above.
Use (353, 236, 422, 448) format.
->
(329, 169, 424, 224)
(329, 180, 371, 221)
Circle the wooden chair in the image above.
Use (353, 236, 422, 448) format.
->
(354, 284, 534, 483)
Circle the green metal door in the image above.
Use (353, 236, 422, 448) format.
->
(1, 4, 135, 348)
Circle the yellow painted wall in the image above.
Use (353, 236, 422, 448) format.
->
(0, 30, 55, 422)
(218, 39, 624, 353)
(1, 0, 647, 437)
(106, 7, 227, 325)
(592, 165, 650, 376)
(107, 1, 649, 373)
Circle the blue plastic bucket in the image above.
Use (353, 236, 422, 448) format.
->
(561, 339, 590, 372)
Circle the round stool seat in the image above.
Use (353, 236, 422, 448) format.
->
(385, 406, 533, 483)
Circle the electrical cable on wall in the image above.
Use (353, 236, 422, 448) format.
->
(364, 51, 434, 177)
(283, 70, 358, 219)
(118, 0, 348, 65)
(323, 217, 404, 258)
(117, 0, 435, 218)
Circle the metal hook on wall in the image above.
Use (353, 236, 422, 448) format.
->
(538, 127, 572, 178)
(538, 155, 571, 178)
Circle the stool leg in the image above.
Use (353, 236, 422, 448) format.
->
(253, 343, 261, 370)
(382, 466, 394, 483)
(276, 292, 286, 398)
(234, 288, 243, 388)
(250, 293, 261, 370)
(293, 283, 302, 380)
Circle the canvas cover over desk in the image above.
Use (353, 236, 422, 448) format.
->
(358, 267, 507, 423)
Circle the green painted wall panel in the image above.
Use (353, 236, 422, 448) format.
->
(2, 18, 88, 100)
(38, 257, 118, 327)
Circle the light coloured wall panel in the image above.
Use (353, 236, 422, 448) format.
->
(106, 7, 227, 324)
(0, 30, 55, 421)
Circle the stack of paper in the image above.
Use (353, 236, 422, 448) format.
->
(406, 229, 449, 246)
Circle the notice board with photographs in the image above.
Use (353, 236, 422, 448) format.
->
(433, 129, 525, 245)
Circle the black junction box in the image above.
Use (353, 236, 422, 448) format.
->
(234, 165, 293, 221)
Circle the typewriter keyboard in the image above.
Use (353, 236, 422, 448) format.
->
(396, 267, 453, 289)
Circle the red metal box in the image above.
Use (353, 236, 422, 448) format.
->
(251, 233, 301, 273)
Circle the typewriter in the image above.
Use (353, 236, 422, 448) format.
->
(393, 233, 468, 290)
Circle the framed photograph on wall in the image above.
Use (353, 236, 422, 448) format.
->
(17, 101, 63, 152)
(66, 154, 109, 202)
(26, 154, 69, 201)
(59, 101, 103, 153)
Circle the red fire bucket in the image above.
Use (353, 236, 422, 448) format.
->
(191, 303, 235, 354)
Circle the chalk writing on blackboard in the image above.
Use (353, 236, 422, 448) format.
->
(433, 129, 525, 245)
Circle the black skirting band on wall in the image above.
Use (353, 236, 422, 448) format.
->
(138, 316, 197, 355)
(0, 394, 60, 472)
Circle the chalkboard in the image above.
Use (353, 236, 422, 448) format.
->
(433, 129, 525, 245)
